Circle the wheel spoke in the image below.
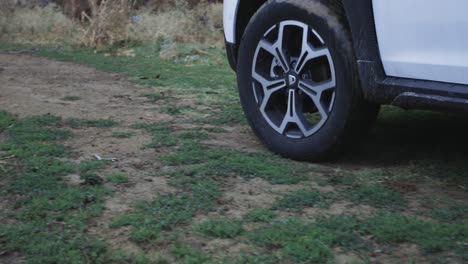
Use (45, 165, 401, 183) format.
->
(279, 89, 309, 136)
(294, 24, 331, 74)
(258, 23, 290, 72)
(298, 80, 333, 120)
(298, 79, 335, 97)
(253, 72, 287, 92)
(253, 72, 287, 111)
(295, 46, 331, 74)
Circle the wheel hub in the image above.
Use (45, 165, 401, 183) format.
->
(286, 73, 298, 87)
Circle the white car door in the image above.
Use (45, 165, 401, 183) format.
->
(373, 0, 468, 85)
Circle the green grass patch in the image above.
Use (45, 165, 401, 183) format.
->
(111, 177, 220, 242)
(111, 194, 209, 242)
(61, 95, 81, 101)
(179, 129, 209, 141)
(111, 131, 136, 138)
(248, 215, 368, 263)
(274, 189, 332, 211)
(232, 253, 279, 264)
(365, 213, 467, 255)
(106, 173, 129, 184)
(431, 200, 468, 222)
(244, 208, 277, 222)
(330, 169, 407, 209)
(248, 219, 330, 263)
(171, 244, 213, 264)
(347, 184, 406, 209)
(0, 112, 113, 263)
(65, 118, 118, 128)
(158, 105, 183, 115)
(162, 141, 309, 184)
(0, 111, 15, 132)
(78, 160, 108, 173)
(80, 173, 104, 186)
(196, 218, 244, 238)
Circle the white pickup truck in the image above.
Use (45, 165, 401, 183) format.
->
(223, 0, 468, 160)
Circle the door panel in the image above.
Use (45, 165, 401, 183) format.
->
(373, 0, 468, 85)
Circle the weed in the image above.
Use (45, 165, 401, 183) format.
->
(172, 244, 213, 264)
(248, 219, 333, 263)
(244, 208, 277, 222)
(61, 95, 81, 101)
(112, 131, 136, 138)
(365, 213, 468, 254)
(248, 218, 309, 248)
(232, 253, 279, 264)
(106, 173, 129, 184)
(196, 218, 244, 238)
(330, 169, 406, 209)
(347, 184, 406, 209)
(110, 251, 152, 264)
(78, 160, 108, 173)
(0, 111, 15, 132)
(314, 215, 367, 250)
(274, 189, 332, 211)
(158, 105, 183, 115)
(81, 173, 104, 186)
(66, 118, 118, 128)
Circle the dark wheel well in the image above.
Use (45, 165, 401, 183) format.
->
(235, 0, 352, 49)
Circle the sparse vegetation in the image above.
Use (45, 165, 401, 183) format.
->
(0, 113, 113, 262)
(1, 3, 467, 262)
(0, 111, 15, 132)
(106, 173, 129, 184)
(245, 208, 277, 222)
(274, 189, 332, 211)
(111, 131, 136, 138)
(196, 218, 244, 238)
(61, 95, 81, 101)
(66, 118, 118, 128)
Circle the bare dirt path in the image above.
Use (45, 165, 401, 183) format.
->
(0, 53, 159, 121)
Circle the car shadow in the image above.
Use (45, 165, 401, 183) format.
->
(329, 106, 468, 186)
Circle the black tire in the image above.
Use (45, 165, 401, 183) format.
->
(237, 0, 379, 161)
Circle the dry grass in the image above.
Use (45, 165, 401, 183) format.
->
(0, 1, 224, 50)
(0, 3, 79, 45)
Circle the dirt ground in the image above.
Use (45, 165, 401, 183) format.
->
(0, 53, 283, 260)
(0, 54, 466, 264)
